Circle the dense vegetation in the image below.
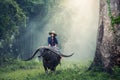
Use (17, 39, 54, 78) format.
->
(0, 60, 120, 80)
(0, 0, 25, 65)
(0, 0, 46, 66)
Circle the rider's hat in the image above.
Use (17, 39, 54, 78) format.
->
(49, 31, 57, 36)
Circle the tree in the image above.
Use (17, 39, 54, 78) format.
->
(0, 0, 26, 65)
(89, 0, 120, 73)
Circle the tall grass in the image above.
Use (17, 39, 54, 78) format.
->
(0, 60, 120, 80)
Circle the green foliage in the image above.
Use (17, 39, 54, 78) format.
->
(15, 0, 45, 19)
(0, 0, 46, 65)
(0, 61, 120, 80)
(0, 0, 26, 66)
(111, 16, 120, 26)
(0, 0, 26, 41)
(0, 60, 41, 73)
(107, 0, 120, 31)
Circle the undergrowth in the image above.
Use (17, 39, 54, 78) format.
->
(0, 60, 120, 80)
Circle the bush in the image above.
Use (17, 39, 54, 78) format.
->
(0, 60, 41, 72)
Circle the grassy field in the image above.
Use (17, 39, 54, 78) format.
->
(0, 60, 120, 80)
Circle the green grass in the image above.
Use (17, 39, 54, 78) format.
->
(0, 60, 120, 80)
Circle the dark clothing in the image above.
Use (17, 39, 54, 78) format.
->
(48, 37, 58, 46)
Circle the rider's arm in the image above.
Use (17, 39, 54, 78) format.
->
(48, 44, 51, 47)
(48, 37, 51, 46)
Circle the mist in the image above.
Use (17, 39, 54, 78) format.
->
(24, 0, 99, 63)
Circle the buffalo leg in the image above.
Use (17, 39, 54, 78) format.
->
(43, 60, 48, 74)
(43, 64, 48, 74)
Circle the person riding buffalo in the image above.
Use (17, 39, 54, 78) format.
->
(48, 31, 61, 54)
(48, 31, 58, 47)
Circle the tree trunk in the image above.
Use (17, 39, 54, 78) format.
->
(89, 0, 120, 72)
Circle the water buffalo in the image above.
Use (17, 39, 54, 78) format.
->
(24, 46, 73, 73)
